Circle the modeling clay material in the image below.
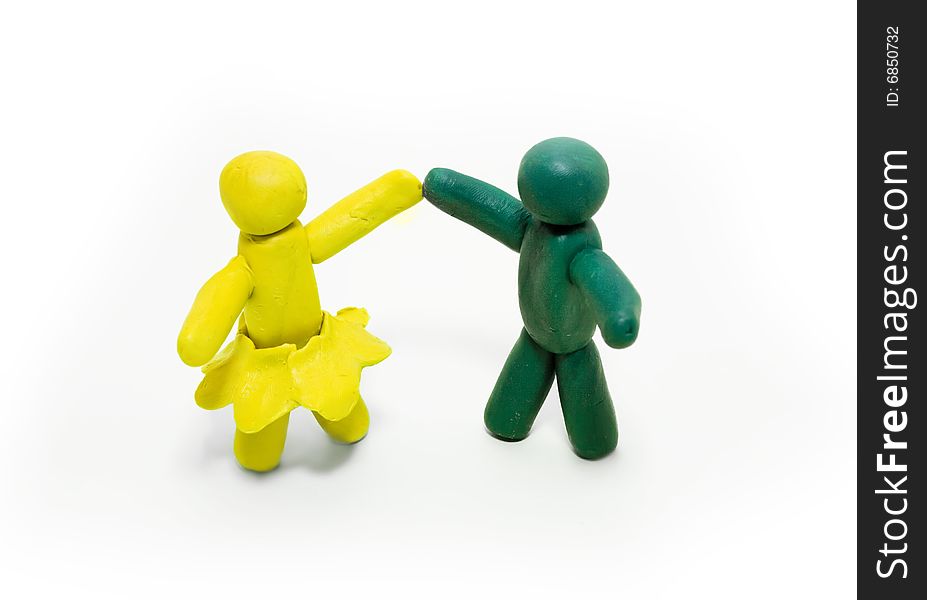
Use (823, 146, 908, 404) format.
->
(178, 151, 421, 471)
(423, 137, 641, 459)
(306, 170, 422, 263)
(195, 308, 390, 432)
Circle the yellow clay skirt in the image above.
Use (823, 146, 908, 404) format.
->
(194, 307, 391, 433)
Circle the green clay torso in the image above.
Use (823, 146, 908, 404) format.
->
(518, 218, 602, 354)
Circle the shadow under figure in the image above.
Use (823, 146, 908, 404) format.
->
(423, 138, 642, 459)
(178, 151, 421, 472)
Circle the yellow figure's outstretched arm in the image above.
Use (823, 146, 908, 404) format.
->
(178, 256, 254, 366)
(305, 169, 422, 263)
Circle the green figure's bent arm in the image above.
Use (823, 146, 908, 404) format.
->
(570, 249, 641, 349)
(177, 256, 254, 366)
(423, 168, 532, 252)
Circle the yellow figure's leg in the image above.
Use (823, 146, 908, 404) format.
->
(314, 397, 370, 444)
(234, 413, 290, 472)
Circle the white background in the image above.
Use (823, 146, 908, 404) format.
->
(0, 1, 856, 598)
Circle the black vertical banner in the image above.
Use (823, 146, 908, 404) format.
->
(859, 2, 924, 596)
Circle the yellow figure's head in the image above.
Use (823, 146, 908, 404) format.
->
(219, 151, 307, 235)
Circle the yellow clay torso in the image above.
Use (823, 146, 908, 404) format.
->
(238, 220, 322, 349)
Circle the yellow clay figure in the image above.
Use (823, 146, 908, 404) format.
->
(178, 151, 422, 472)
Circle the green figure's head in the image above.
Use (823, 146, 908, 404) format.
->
(517, 137, 609, 226)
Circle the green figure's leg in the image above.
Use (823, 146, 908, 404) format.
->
(484, 329, 555, 441)
(554, 341, 618, 459)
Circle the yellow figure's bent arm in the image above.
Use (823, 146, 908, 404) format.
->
(178, 256, 254, 366)
(305, 169, 422, 263)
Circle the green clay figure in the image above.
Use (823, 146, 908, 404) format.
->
(423, 137, 642, 459)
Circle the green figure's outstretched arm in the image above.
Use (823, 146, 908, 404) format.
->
(570, 249, 641, 349)
(423, 168, 532, 252)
